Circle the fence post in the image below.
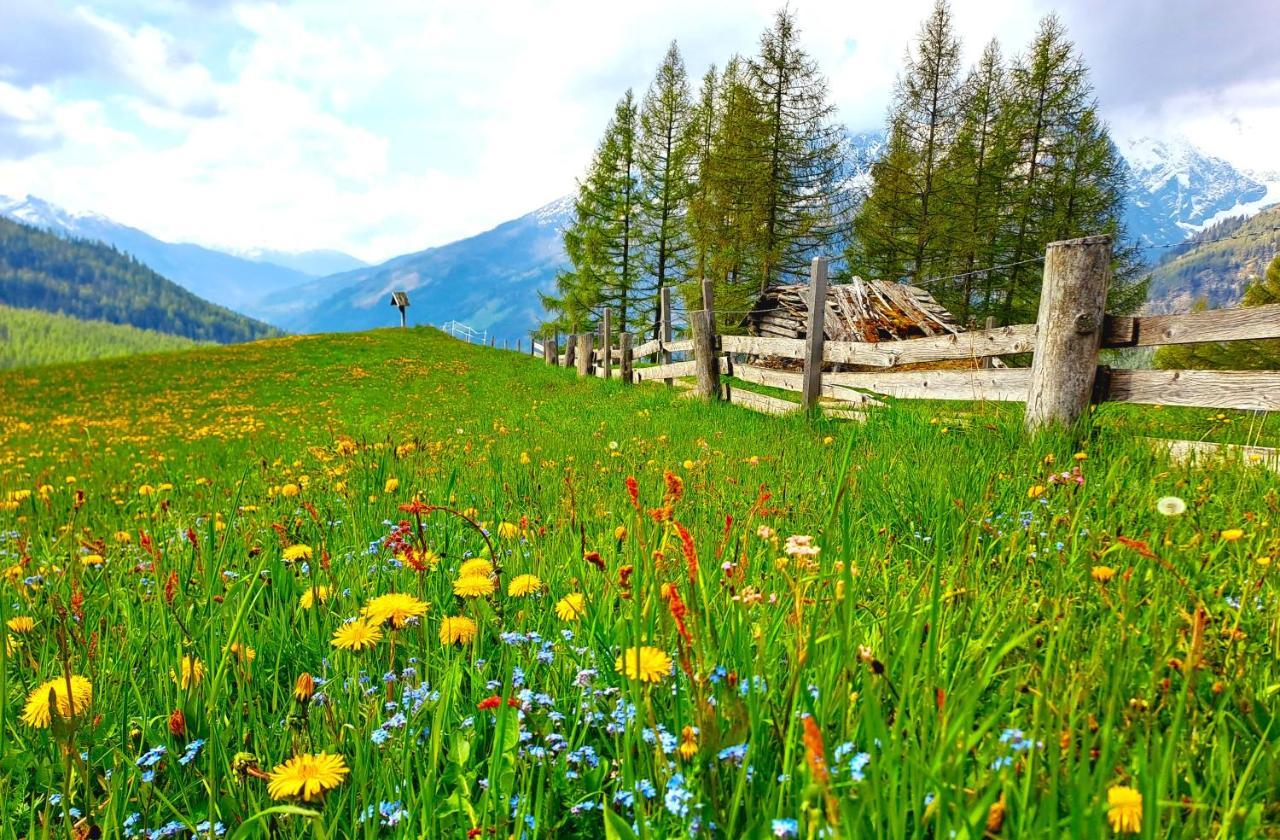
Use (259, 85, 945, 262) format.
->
(692, 290, 720, 401)
(545, 334, 557, 365)
(1024, 235, 1112, 430)
(564, 334, 576, 369)
(517, 339, 522, 354)
(620, 333, 633, 383)
(488, 336, 495, 348)
(801, 257, 829, 409)
(602, 309, 613, 380)
(660, 286, 673, 387)
(980, 315, 996, 369)
(576, 333, 593, 377)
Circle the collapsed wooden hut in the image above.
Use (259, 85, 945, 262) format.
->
(739, 278, 985, 370)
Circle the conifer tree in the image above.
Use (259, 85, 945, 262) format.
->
(637, 42, 696, 339)
(749, 8, 850, 292)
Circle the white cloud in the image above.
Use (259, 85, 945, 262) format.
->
(0, 0, 1275, 262)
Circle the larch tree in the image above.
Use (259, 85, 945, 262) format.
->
(637, 42, 696, 339)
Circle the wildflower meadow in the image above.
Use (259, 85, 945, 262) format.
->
(0, 328, 1277, 838)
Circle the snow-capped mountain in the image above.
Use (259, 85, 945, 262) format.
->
(1118, 135, 1271, 248)
(0, 194, 343, 320)
(266, 195, 574, 339)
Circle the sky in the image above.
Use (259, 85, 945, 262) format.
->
(1, 0, 1277, 264)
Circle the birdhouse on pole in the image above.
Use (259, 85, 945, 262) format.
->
(389, 291, 410, 328)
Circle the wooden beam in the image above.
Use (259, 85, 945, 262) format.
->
(726, 386, 798, 415)
(734, 363, 803, 391)
(823, 323, 1038, 367)
(665, 339, 694, 354)
(801, 256, 828, 409)
(720, 335, 806, 359)
(1145, 437, 1280, 474)
(824, 368, 1031, 402)
(1025, 235, 1111, 429)
(1105, 370, 1280, 411)
(632, 338, 662, 359)
(1103, 303, 1280, 348)
(634, 360, 699, 382)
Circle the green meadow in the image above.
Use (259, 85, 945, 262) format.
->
(0, 327, 1276, 838)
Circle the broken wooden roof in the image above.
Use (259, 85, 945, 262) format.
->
(741, 278, 960, 342)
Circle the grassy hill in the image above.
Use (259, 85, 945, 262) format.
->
(1145, 205, 1280, 313)
(0, 328, 1276, 837)
(0, 216, 280, 343)
(0, 304, 198, 369)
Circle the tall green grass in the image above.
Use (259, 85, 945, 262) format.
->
(0, 326, 1275, 838)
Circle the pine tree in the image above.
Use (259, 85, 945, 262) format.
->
(686, 65, 720, 294)
(1154, 254, 1280, 370)
(749, 8, 850, 292)
(850, 1, 963, 292)
(543, 91, 642, 334)
(637, 42, 696, 339)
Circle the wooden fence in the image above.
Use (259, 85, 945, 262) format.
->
(535, 236, 1280, 430)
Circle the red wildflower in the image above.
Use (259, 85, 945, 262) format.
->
(168, 708, 186, 738)
(801, 714, 830, 785)
(139, 529, 158, 559)
(164, 569, 179, 604)
(1116, 535, 1156, 559)
(302, 501, 321, 524)
(618, 564, 634, 590)
(664, 470, 684, 504)
(476, 695, 520, 711)
(185, 527, 198, 548)
(584, 550, 605, 572)
(625, 476, 641, 510)
(398, 500, 434, 515)
(71, 588, 84, 623)
(666, 588, 692, 644)
(674, 521, 698, 585)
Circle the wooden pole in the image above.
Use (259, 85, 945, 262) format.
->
(620, 332, 633, 384)
(564, 334, 577, 369)
(503, 339, 508, 351)
(980, 315, 996, 369)
(517, 339, 522, 354)
(1025, 235, 1112, 430)
(576, 333, 593, 377)
(399, 307, 406, 328)
(488, 336, 495, 348)
(545, 335, 557, 365)
(801, 257, 829, 409)
(660, 286, 673, 387)
(692, 295, 719, 400)
(602, 309, 613, 380)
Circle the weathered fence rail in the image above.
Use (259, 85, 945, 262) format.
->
(530, 235, 1280, 428)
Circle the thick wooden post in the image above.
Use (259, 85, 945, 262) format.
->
(620, 333, 633, 383)
(564, 334, 576, 369)
(692, 295, 719, 400)
(545, 335, 557, 365)
(660, 286, 673, 387)
(801, 257, 829, 409)
(1025, 235, 1112, 430)
(602, 309, 613, 379)
(576, 333, 593, 377)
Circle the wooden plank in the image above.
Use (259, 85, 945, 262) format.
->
(727, 386, 798, 416)
(1106, 370, 1280, 411)
(824, 368, 1031, 402)
(632, 338, 662, 359)
(1104, 303, 1280, 348)
(665, 339, 694, 354)
(734, 363, 803, 391)
(821, 406, 868, 422)
(1145, 437, 1280, 474)
(720, 334, 806, 359)
(824, 323, 1038, 367)
(635, 360, 698, 382)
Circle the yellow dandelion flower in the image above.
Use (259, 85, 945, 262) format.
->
(280, 483, 300, 498)
(615, 646, 672, 683)
(331, 618, 382, 651)
(114, 530, 132, 543)
(282, 544, 313, 563)
(454, 575, 495, 598)
(362, 593, 429, 628)
(1027, 485, 1045, 499)
(1091, 565, 1116, 583)
(555, 593, 585, 621)
(1107, 785, 1142, 834)
(172, 656, 206, 690)
(496, 521, 520, 540)
(228, 642, 257, 664)
(439, 615, 478, 645)
(458, 558, 493, 578)
(614, 525, 627, 542)
(384, 478, 400, 494)
(81, 553, 104, 567)
(267, 752, 348, 802)
(507, 574, 543, 597)
(7, 616, 35, 634)
(22, 675, 93, 728)
(299, 586, 332, 609)
(1221, 528, 1244, 542)
(137, 484, 155, 497)
(678, 725, 698, 760)
(294, 672, 315, 702)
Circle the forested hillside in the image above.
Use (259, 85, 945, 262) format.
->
(0, 304, 196, 369)
(1144, 207, 1280, 313)
(0, 216, 279, 343)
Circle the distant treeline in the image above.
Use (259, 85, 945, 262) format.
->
(0, 304, 197, 370)
(0, 216, 280, 344)
(542, 0, 1143, 338)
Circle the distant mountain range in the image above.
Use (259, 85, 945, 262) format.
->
(1144, 206, 1280, 314)
(2, 133, 1275, 340)
(0, 194, 363, 321)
